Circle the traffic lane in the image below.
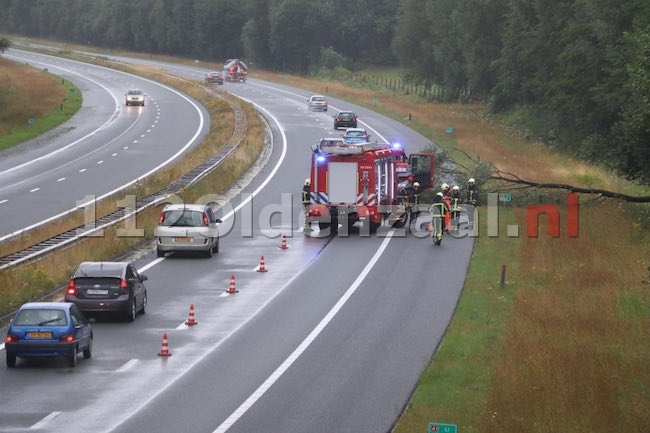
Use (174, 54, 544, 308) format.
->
(227, 231, 474, 433)
(0, 51, 119, 173)
(0, 51, 209, 236)
(96, 234, 390, 433)
(224, 78, 430, 153)
(22, 232, 374, 433)
(0, 235, 330, 433)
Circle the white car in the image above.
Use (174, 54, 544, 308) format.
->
(125, 89, 145, 106)
(153, 204, 222, 258)
(308, 94, 328, 111)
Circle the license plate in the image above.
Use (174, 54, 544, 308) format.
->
(86, 289, 109, 295)
(174, 237, 192, 243)
(28, 332, 52, 338)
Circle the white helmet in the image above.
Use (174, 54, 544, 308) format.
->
(441, 183, 449, 190)
(436, 192, 443, 197)
(304, 178, 311, 185)
(452, 185, 459, 191)
(413, 182, 420, 187)
(468, 178, 475, 184)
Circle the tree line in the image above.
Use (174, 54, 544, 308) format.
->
(0, 0, 648, 184)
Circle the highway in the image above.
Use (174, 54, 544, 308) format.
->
(0, 50, 209, 238)
(0, 49, 473, 433)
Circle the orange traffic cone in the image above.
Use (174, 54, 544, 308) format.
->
(257, 256, 268, 272)
(226, 274, 238, 294)
(280, 234, 288, 250)
(185, 304, 198, 326)
(157, 332, 172, 357)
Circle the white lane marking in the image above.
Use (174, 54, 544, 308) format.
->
(212, 231, 395, 433)
(79, 168, 86, 173)
(0, 199, 7, 204)
(57, 178, 66, 182)
(97, 160, 104, 165)
(29, 188, 40, 192)
(116, 359, 139, 372)
(30, 411, 61, 430)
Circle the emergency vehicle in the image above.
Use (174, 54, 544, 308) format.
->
(306, 140, 434, 233)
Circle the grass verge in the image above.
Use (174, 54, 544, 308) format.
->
(0, 57, 82, 149)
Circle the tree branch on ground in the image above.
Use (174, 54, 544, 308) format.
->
(490, 170, 650, 203)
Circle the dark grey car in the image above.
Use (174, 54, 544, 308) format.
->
(65, 262, 148, 322)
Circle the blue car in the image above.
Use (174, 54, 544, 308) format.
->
(5, 302, 93, 368)
(342, 127, 370, 144)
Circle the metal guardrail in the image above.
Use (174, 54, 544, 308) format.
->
(0, 87, 247, 270)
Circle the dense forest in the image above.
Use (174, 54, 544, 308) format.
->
(1, 0, 648, 184)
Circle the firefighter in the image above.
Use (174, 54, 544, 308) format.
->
(302, 178, 312, 230)
(441, 183, 451, 198)
(428, 192, 450, 244)
(440, 183, 452, 232)
(409, 182, 421, 206)
(466, 177, 479, 229)
(450, 185, 462, 232)
(407, 181, 423, 228)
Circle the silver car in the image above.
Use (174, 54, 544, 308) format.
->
(154, 204, 222, 258)
(308, 94, 328, 111)
(125, 89, 145, 106)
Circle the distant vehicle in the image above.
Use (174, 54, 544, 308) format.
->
(224, 59, 248, 82)
(125, 89, 145, 106)
(5, 302, 93, 368)
(342, 127, 370, 144)
(308, 95, 328, 112)
(153, 203, 222, 258)
(205, 71, 224, 85)
(65, 261, 148, 322)
(334, 111, 357, 129)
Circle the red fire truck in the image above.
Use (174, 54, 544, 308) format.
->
(306, 140, 434, 233)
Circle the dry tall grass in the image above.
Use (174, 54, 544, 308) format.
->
(0, 57, 65, 137)
(483, 202, 649, 432)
